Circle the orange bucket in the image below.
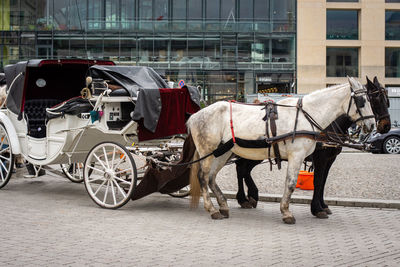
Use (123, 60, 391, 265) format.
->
(296, 171, 314, 190)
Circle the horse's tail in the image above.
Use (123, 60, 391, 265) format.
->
(190, 149, 201, 208)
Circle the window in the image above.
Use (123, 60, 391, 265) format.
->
(326, 47, 359, 77)
(386, 11, 400, 40)
(386, 48, 400, 77)
(327, 10, 358, 39)
(386, 0, 400, 3)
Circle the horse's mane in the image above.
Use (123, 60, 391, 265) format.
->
(307, 83, 348, 97)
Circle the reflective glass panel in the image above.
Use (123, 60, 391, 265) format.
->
(172, 0, 186, 31)
(386, 48, 400, 78)
(272, 38, 294, 63)
(271, 0, 295, 32)
(326, 47, 358, 77)
(88, 0, 103, 30)
(386, 11, 400, 40)
(105, 0, 119, 29)
(154, 0, 168, 31)
(121, 0, 135, 30)
(139, 0, 152, 31)
(327, 10, 358, 40)
(188, 0, 202, 31)
(206, 0, 220, 31)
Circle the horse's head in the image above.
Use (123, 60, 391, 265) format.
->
(347, 77, 376, 133)
(366, 76, 391, 134)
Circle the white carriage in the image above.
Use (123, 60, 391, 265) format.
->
(0, 59, 199, 208)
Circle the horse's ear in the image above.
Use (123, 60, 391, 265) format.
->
(366, 76, 374, 90)
(373, 76, 380, 87)
(347, 76, 356, 88)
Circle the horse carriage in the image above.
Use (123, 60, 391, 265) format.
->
(0, 59, 200, 209)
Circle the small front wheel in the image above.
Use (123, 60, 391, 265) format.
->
(61, 163, 84, 183)
(84, 142, 137, 209)
(0, 123, 14, 189)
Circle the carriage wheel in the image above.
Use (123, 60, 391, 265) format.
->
(61, 163, 84, 183)
(0, 123, 14, 189)
(84, 142, 137, 209)
(61, 162, 94, 183)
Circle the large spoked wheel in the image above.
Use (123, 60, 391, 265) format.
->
(383, 136, 400, 154)
(84, 142, 137, 209)
(0, 123, 14, 189)
(61, 163, 84, 183)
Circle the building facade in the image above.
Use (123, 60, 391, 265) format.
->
(297, 0, 400, 124)
(297, 0, 400, 92)
(0, 0, 296, 103)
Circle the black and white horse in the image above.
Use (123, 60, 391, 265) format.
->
(187, 77, 375, 224)
(234, 76, 391, 218)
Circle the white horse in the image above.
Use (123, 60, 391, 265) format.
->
(187, 77, 375, 224)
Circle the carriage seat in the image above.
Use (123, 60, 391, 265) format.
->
(24, 99, 60, 138)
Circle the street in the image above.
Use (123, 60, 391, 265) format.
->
(0, 151, 399, 266)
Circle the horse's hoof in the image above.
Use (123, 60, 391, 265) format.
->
(211, 212, 224, 220)
(282, 216, 296, 224)
(220, 209, 229, 218)
(324, 208, 332, 215)
(249, 197, 258, 208)
(240, 201, 253, 209)
(315, 211, 329, 219)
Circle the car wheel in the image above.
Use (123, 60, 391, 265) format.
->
(383, 136, 400, 154)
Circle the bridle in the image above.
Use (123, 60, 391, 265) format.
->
(346, 85, 375, 123)
(367, 85, 390, 121)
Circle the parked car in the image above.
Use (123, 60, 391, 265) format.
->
(367, 128, 400, 154)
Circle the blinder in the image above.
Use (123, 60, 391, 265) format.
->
(354, 95, 365, 108)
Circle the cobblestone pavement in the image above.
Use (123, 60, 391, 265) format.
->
(1, 171, 400, 266)
(217, 152, 400, 201)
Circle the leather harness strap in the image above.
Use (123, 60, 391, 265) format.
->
(229, 100, 236, 144)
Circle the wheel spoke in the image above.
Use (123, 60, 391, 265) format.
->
(89, 176, 106, 183)
(103, 180, 110, 204)
(87, 164, 106, 174)
(0, 160, 8, 175)
(111, 147, 116, 170)
(93, 179, 107, 196)
(93, 153, 108, 171)
(114, 168, 132, 175)
(0, 154, 10, 161)
(113, 155, 126, 172)
(113, 175, 132, 185)
(103, 146, 110, 169)
(111, 181, 117, 205)
(112, 179, 127, 198)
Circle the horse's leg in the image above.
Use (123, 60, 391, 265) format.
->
(280, 153, 304, 224)
(235, 158, 251, 208)
(245, 160, 262, 208)
(198, 156, 225, 220)
(319, 147, 342, 215)
(208, 152, 232, 218)
(310, 149, 330, 218)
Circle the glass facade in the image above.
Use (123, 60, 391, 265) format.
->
(386, 47, 400, 78)
(326, 47, 358, 77)
(386, 10, 400, 40)
(0, 0, 296, 103)
(326, 10, 358, 40)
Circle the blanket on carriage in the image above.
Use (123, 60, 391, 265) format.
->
(132, 134, 196, 200)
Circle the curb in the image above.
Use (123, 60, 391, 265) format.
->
(221, 191, 400, 210)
